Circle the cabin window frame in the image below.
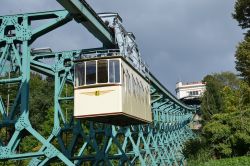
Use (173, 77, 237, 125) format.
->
(97, 59, 109, 84)
(74, 62, 86, 87)
(108, 59, 121, 84)
(86, 60, 97, 85)
(74, 58, 122, 88)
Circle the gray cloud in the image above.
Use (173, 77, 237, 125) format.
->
(0, 0, 244, 94)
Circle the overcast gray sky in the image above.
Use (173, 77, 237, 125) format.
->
(0, 0, 244, 94)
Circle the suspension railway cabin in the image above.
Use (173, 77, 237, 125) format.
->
(74, 55, 152, 126)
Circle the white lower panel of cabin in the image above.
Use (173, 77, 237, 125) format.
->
(74, 86, 122, 117)
(74, 85, 152, 125)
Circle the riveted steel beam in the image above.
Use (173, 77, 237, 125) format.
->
(57, 0, 115, 47)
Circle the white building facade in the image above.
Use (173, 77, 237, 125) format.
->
(175, 82, 206, 100)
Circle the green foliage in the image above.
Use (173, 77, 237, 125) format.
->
(185, 72, 250, 164)
(203, 110, 250, 158)
(197, 156, 250, 166)
(202, 85, 250, 158)
(239, 81, 250, 108)
(29, 73, 54, 133)
(201, 72, 240, 120)
(203, 121, 231, 145)
(221, 86, 239, 113)
(235, 37, 250, 84)
(233, 0, 250, 83)
(0, 73, 55, 155)
(183, 138, 213, 165)
(200, 75, 222, 120)
(233, 0, 250, 32)
(0, 72, 19, 111)
(186, 108, 250, 164)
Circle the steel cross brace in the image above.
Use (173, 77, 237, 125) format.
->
(0, 9, 195, 166)
(29, 48, 195, 165)
(0, 10, 75, 165)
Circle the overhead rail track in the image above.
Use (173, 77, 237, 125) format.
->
(0, 0, 195, 165)
(56, 0, 115, 47)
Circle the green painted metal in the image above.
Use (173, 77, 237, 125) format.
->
(0, 10, 75, 165)
(0, 2, 195, 165)
(56, 0, 115, 47)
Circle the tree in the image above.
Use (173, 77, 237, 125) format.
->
(185, 72, 250, 163)
(201, 75, 223, 120)
(203, 108, 250, 158)
(201, 72, 240, 120)
(233, 0, 250, 83)
(29, 73, 54, 132)
(233, 0, 250, 33)
(0, 73, 55, 165)
(235, 37, 250, 84)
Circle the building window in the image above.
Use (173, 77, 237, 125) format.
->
(189, 91, 199, 96)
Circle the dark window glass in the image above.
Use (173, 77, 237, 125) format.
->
(75, 62, 85, 86)
(98, 60, 108, 83)
(86, 61, 96, 85)
(109, 60, 120, 83)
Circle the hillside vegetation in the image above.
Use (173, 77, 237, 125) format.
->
(184, 1, 250, 165)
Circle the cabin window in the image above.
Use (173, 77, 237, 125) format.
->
(109, 60, 120, 83)
(75, 59, 121, 87)
(98, 60, 108, 83)
(75, 62, 85, 86)
(86, 61, 96, 85)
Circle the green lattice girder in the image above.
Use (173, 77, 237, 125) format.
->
(0, 9, 195, 166)
(28, 50, 195, 165)
(0, 10, 75, 165)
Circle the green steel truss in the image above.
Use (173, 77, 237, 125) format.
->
(0, 7, 195, 166)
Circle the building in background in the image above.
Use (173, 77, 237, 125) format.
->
(175, 81, 206, 130)
(176, 81, 206, 103)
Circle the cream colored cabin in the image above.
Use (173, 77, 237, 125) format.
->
(74, 56, 152, 126)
